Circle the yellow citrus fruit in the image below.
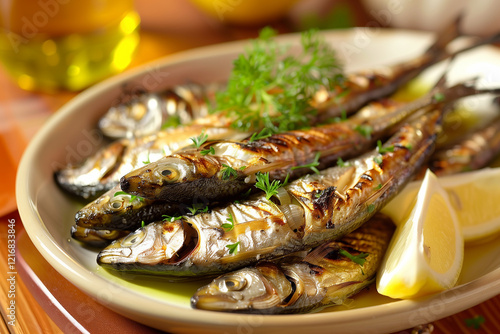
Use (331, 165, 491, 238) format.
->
(376, 170, 464, 299)
(383, 167, 500, 243)
(188, 0, 298, 25)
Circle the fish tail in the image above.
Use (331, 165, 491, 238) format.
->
(424, 15, 462, 58)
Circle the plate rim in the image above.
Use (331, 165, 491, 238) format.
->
(16, 28, 500, 333)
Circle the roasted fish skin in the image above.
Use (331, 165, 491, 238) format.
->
(70, 225, 130, 248)
(98, 82, 223, 139)
(191, 213, 394, 314)
(119, 81, 486, 203)
(97, 106, 442, 278)
(74, 185, 181, 231)
(429, 114, 500, 176)
(55, 124, 248, 199)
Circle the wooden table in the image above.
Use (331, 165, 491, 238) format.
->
(1, 4, 499, 333)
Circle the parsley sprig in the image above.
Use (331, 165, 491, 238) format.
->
(255, 172, 289, 200)
(226, 241, 240, 254)
(221, 213, 235, 232)
(291, 152, 321, 174)
(190, 131, 208, 148)
(214, 27, 344, 134)
(339, 249, 369, 275)
(113, 191, 144, 202)
(221, 164, 238, 180)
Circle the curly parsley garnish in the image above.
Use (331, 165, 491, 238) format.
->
(255, 172, 289, 200)
(200, 146, 215, 155)
(190, 131, 208, 148)
(214, 27, 344, 134)
(248, 127, 273, 142)
(113, 191, 144, 202)
(226, 241, 240, 255)
(221, 213, 235, 232)
(291, 152, 321, 174)
(221, 164, 238, 180)
(162, 214, 184, 222)
(339, 249, 369, 275)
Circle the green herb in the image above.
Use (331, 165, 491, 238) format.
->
(221, 164, 238, 180)
(190, 131, 208, 148)
(405, 144, 413, 150)
(213, 27, 344, 133)
(113, 191, 144, 202)
(465, 315, 485, 329)
(142, 151, 151, 165)
(314, 189, 325, 199)
(367, 204, 375, 213)
(255, 172, 289, 200)
(161, 115, 181, 129)
(336, 157, 350, 167)
(339, 249, 369, 274)
(433, 92, 445, 102)
(221, 213, 235, 232)
(373, 156, 383, 165)
(226, 241, 240, 255)
(377, 140, 394, 154)
(374, 183, 382, 190)
(249, 128, 273, 142)
(239, 166, 247, 171)
(141, 220, 145, 227)
(333, 109, 348, 123)
(354, 124, 372, 139)
(291, 152, 321, 174)
(187, 203, 209, 215)
(162, 214, 184, 222)
(200, 146, 215, 155)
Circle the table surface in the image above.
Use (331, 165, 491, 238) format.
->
(1, 3, 500, 333)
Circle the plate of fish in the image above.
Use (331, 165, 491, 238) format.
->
(16, 22, 500, 334)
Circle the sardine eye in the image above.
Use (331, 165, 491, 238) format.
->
(109, 198, 125, 211)
(121, 229, 146, 247)
(217, 276, 247, 292)
(160, 168, 179, 181)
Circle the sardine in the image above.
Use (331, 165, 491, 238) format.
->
(98, 82, 223, 139)
(191, 213, 394, 314)
(119, 81, 490, 203)
(74, 185, 180, 231)
(55, 124, 249, 199)
(429, 113, 500, 176)
(97, 105, 442, 278)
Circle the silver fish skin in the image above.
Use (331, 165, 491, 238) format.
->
(119, 81, 487, 203)
(428, 113, 500, 176)
(98, 82, 223, 139)
(71, 225, 130, 248)
(55, 124, 248, 199)
(74, 185, 181, 231)
(191, 213, 394, 314)
(97, 106, 441, 278)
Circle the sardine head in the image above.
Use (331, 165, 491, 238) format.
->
(120, 156, 196, 199)
(97, 220, 190, 267)
(191, 264, 291, 312)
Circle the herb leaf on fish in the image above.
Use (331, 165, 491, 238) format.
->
(162, 214, 184, 222)
(221, 213, 235, 232)
(291, 152, 321, 174)
(190, 131, 209, 148)
(187, 203, 209, 215)
(113, 191, 144, 202)
(226, 241, 240, 255)
(354, 124, 373, 139)
(336, 157, 350, 167)
(377, 140, 394, 154)
(200, 146, 215, 156)
(339, 249, 369, 274)
(214, 27, 344, 133)
(221, 165, 238, 180)
(255, 172, 289, 200)
(248, 128, 273, 142)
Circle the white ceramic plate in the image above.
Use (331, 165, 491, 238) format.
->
(16, 29, 500, 334)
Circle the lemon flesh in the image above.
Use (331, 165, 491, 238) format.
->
(377, 170, 464, 299)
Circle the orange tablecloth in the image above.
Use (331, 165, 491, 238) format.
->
(1, 15, 499, 334)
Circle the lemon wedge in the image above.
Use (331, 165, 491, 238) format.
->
(376, 170, 464, 299)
